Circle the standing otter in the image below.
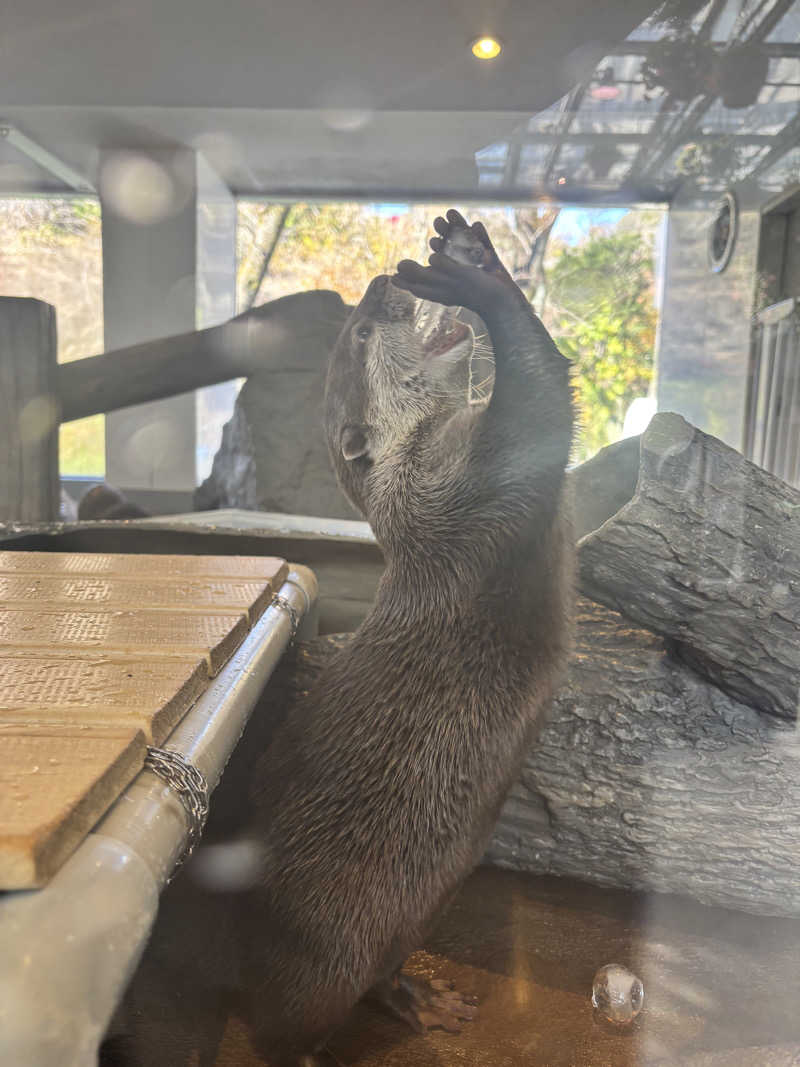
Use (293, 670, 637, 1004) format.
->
(102, 210, 573, 1067)
(240, 210, 574, 1062)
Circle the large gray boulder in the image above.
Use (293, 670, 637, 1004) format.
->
(195, 367, 357, 519)
(195, 291, 356, 519)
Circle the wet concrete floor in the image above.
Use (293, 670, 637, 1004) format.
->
(190, 865, 800, 1067)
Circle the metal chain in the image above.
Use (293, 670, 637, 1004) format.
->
(144, 746, 209, 855)
(270, 593, 299, 640)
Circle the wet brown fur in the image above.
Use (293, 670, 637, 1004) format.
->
(243, 214, 574, 1061)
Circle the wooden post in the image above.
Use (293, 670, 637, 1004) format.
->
(56, 290, 351, 424)
(0, 297, 59, 523)
(579, 412, 800, 720)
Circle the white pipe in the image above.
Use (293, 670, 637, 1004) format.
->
(0, 566, 318, 1067)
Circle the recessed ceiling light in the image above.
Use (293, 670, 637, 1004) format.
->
(471, 36, 502, 60)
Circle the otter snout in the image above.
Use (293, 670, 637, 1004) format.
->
(360, 274, 415, 322)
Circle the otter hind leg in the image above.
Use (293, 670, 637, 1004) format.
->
(367, 971, 478, 1034)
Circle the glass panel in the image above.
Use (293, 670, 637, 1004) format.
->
(0, 197, 104, 477)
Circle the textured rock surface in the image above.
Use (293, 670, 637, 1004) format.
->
(271, 616, 800, 917)
(194, 290, 356, 520)
(195, 364, 357, 520)
(488, 599, 800, 917)
(579, 412, 800, 720)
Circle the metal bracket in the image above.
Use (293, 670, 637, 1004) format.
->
(0, 123, 96, 194)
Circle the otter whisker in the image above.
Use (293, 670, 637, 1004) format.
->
(471, 374, 494, 392)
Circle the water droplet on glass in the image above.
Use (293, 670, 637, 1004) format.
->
(592, 963, 644, 1026)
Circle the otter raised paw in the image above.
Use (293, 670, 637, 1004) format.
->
(393, 208, 521, 316)
(437, 208, 511, 282)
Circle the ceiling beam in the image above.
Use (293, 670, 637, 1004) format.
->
(747, 109, 800, 179)
(508, 131, 781, 146)
(629, 0, 796, 184)
(234, 183, 671, 206)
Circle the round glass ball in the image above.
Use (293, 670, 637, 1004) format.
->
(591, 963, 644, 1026)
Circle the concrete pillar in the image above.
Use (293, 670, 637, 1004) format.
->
(101, 150, 236, 505)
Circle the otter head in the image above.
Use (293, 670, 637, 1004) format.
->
(324, 274, 473, 517)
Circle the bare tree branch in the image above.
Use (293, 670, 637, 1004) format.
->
(244, 204, 292, 311)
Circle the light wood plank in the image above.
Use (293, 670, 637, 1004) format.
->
(0, 551, 288, 586)
(0, 575, 276, 622)
(0, 550, 292, 888)
(0, 609, 248, 676)
(0, 654, 206, 743)
(0, 724, 146, 888)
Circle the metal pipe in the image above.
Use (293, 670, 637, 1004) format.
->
(0, 566, 318, 1067)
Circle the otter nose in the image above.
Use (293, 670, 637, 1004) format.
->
(361, 275, 391, 314)
(360, 274, 413, 321)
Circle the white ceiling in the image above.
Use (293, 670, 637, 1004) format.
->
(0, 0, 660, 196)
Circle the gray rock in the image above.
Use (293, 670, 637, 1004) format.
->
(196, 366, 358, 519)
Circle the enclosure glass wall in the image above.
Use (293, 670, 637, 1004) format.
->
(0, 197, 104, 477)
(2, 0, 800, 1064)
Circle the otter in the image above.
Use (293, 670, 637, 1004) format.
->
(102, 210, 573, 1067)
(240, 210, 574, 1062)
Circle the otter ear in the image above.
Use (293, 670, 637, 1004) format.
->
(341, 425, 370, 462)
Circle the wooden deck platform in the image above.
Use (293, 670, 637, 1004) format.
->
(0, 551, 287, 889)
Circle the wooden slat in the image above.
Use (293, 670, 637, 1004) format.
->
(0, 575, 277, 622)
(0, 723, 146, 889)
(0, 609, 248, 676)
(0, 551, 288, 585)
(0, 549, 292, 888)
(0, 654, 207, 743)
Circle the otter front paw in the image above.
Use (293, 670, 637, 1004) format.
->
(370, 972, 478, 1035)
(434, 209, 510, 280)
(393, 209, 521, 319)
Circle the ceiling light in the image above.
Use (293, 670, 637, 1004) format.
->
(471, 36, 502, 60)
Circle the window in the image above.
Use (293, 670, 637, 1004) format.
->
(0, 197, 104, 476)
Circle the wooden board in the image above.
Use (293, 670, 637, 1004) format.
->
(0, 550, 292, 888)
(0, 551, 287, 584)
(0, 608, 249, 676)
(0, 723, 146, 888)
(0, 654, 207, 743)
(0, 575, 277, 622)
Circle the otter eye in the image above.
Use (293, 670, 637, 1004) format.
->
(356, 323, 372, 341)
